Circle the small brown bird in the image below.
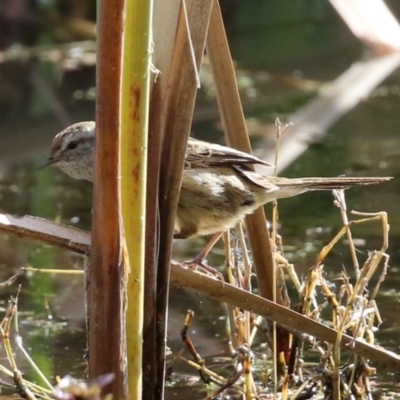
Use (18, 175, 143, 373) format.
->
(40, 121, 391, 239)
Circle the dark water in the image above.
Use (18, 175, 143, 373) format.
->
(0, 0, 400, 398)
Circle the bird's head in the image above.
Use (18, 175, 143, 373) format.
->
(39, 121, 96, 181)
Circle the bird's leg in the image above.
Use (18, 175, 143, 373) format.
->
(184, 231, 223, 265)
(174, 231, 224, 281)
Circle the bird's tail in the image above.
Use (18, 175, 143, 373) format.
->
(267, 176, 392, 190)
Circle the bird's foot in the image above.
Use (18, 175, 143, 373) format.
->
(175, 232, 224, 280)
(181, 256, 224, 282)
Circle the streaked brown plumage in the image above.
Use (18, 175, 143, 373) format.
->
(40, 121, 392, 238)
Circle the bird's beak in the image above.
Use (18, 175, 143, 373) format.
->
(37, 157, 57, 169)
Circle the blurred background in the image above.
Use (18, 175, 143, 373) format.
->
(0, 0, 399, 395)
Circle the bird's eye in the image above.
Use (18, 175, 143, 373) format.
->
(67, 141, 78, 150)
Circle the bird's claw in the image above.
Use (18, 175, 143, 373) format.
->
(181, 257, 225, 282)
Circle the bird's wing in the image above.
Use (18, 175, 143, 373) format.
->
(233, 165, 279, 191)
(186, 138, 273, 168)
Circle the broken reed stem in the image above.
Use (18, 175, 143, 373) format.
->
(0, 288, 53, 399)
(179, 356, 241, 390)
(290, 196, 390, 399)
(271, 118, 292, 395)
(236, 222, 252, 291)
(333, 190, 360, 275)
(14, 336, 54, 392)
